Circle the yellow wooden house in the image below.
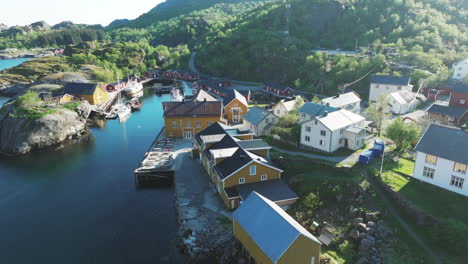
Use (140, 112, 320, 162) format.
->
(64, 83, 109, 105)
(224, 90, 248, 124)
(163, 100, 225, 138)
(233, 192, 321, 264)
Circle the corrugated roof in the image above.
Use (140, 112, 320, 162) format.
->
(214, 148, 253, 179)
(233, 192, 321, 262)
(236, 179, 298, 202)
(390, 90, 416, 105)
(193, 89, 218, 102)
(224, 89, 248, 107)
(195, 122, 228, 145)
(243, 107, 272, 126)
(321, 92, 361, 108)
(64, 83, 99, 95)
(450, 81, 468, 94)
(317, 109, 365, 131)
(415, 124, 468, 164)
(426, 104, 467, 118)
(345, 126, 365, 134)
(299, 102, 339, 118)
(370, 75, 410, 86)
(163, 101, 222, 117)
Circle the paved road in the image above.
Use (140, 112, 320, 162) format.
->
(364, 171, 442, 264)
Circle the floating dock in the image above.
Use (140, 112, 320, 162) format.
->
(134, 128, 175, 186)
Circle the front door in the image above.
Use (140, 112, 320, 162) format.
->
(230, 199, 236, 209)
(232, 109, 240, 123)
(183, 130, 193, 138)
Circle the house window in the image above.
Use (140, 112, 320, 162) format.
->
(250, 165, 256, 175)
(277, 110, 280, 115)
(169, 132, 174, 137)
(196, 121, 201, 128)
(376, 85, 380, 88)
(207, 121, 213, 126)
(340, 129, 345, 134)
(172, 121, 177, 128)
(314, 120, 318, 125)
(305, 136, 310, 142)
(423, 167, 435, 179)
(425, 154, 437, 165)
(398, 86, 402, 90)
(239, 178, 246, 184)
(460, 99, 466, 104)
(320, 130, 326, 136)
(319, 140, 325, 146)
(186, 121, 191, 128)
(450, 175, 464, 189)
(306, 126, 311, 132)
(301, 113, 306, 118)
(266, 118, 270, 123)
(261, 174, 267, 181)
(454, 162, 467, 174)
(386, 86, 389, 90)
(448, 116, 455, 122)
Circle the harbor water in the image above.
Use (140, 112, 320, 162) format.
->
(0, 87, 192, 263)
(0, 57, 31, 71)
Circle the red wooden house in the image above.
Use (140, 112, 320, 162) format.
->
(427, 89, 440, 101)
(144, 69, 162, 79)
(106, 80, 127, 92)
(427, 103, 468, 125)
(263, 82, 294, 97)
(449, 82, 468, 108)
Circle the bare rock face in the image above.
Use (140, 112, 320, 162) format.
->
(30, 21, 51, 31)
(0, 101, 91, 155)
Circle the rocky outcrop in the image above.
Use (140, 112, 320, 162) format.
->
(0, 101, 91, 155)
(30, 21, 51, 31)
(0, 23, 8, 32)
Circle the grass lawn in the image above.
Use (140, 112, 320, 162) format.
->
(248, 104, 269, 108)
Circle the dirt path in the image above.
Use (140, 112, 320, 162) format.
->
(271, 146, 350, 163)
(364, 171, 442, 264)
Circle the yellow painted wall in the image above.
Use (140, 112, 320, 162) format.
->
(234, 134, 254, 140)
(278, 234, 321, 264)
(223, 162, 281, 188)
(225, 99, 248, 123)
(164, 116, 222, 138)
(233, 219, 274, 264)
(93, 87, 109, 105)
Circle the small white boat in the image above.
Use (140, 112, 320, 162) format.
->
(125, 79, 144, 97)
(118, 105, 132, 122)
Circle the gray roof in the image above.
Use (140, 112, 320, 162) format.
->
(450, 81, 468, 94)
(370, 75, 410, 86)
(235, 179, 298, 202)
(243, 106, 272, 126)
(299, 102, 338, 117)
(415, 125, 468, 164)
(64, 83, 100, 95)
(427, 104, 467, 118)
(232, 192, 320, 263)
(237, 139, 271, 150)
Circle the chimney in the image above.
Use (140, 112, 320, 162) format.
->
(323, 110, 328, 117)
(257, 158, 261, 161)
(204, 98, 207, 102)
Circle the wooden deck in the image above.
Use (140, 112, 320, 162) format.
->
(134, 127, 175, 186)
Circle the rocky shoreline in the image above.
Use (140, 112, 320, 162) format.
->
(0, 49, 54, 60)
(172, 149, 243, 264)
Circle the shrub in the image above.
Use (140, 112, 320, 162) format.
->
(300, 192, 324, 218)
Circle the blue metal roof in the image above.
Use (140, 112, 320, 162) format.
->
(233, 192, 320, 262)
(370, 75, 410, 86)
(299, 102, 338, 117)
(243, 106, 272, 126)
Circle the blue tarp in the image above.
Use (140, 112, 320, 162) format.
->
(372, 141, 385, 158)
(359, 150, 374, 165)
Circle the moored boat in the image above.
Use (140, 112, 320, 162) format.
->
(125, 79, 144, 97)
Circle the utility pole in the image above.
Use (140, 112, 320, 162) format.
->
(379, 148, 385, 177)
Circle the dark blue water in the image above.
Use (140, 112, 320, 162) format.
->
(0, 58, 31, 71)
(0, 89, 189, 264)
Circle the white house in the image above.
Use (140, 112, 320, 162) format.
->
(452, 58, 468, 80)
(369, 75, 413, 102)
(298, 102, 339, 123)
(388, 90, 420, 115)
(321, 92, 361, 114)
(243, 106, 278, 136)
(300, 109, 366, 153)
(272, 96, 302, 117)
(413, 124, 468, 197)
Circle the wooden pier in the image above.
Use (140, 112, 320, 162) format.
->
(134, 128, 175, 186)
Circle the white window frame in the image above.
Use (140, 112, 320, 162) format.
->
(250, 165, 256, 176)
(423, 166, 435, 179)
(320, 130, 326, 136)
(261, 174, 267, 181)
(172, 121, 177, 128)
(460, 99, 466, 104)
(239, 177, 245, 184)
(196, 121, 201, 128)
(306, 126, 311, 132)
(450, 175, 464, 189)
(186, 121, 191, 128)
(305, 136, 310, 142)
(319, 140, 325, 146)
(425, 154, 437, 165)
(454, 162, 467, 174)
(207, 121, 212, 126)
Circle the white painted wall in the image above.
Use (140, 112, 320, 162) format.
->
(342, 102, 361, 114)
(273, 103, 288, 117)
(413, 151, 468, 197)
(369, 83, 413, 102)
(389, 99, 418, 115)
(452, 58, 468, 80)
(244, 114, 277, 137)
(300, 120, 332, 152)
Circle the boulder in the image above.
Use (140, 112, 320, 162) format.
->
(359, 238, 375, 252)
(350, 229, 360, 240)
(357, 223, 367, 232)
(365, 212, 379, 222)
(353, 217, 364, 227)
(367, 221, 375, 228)
(0, 101, 91, 155)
